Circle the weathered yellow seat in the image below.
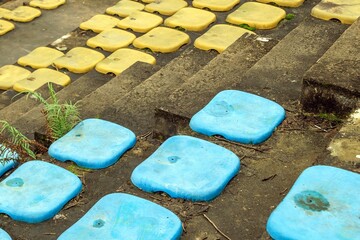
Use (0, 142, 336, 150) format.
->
(192, 0, 241, 11)
(0, 19, 15, 36)
(29, 0, 66, 10)
(226, 2, 286, 29)
(117, 11, 163, 33)
(256, 0, 304, 7)
(95, 48, 156, 75)
(53, 47, 105, 73)
(13, 68, 70, 92)
(17, 47, 64, 69)
(0, 65, 31, 90)
(106, 0, 145, 17)
(2, 6, 41, 22)
(194, 24, 255, 53)
(144, 0, 188, 15)
(87, 28, 136, 52)
(311, 0, 360, 24)
(0, 8, 11, 18)
(80, 14, 121, 33)
(164, 7, 216, 31)
(133, 27, 190, 53)
(142, 0, 155, 3)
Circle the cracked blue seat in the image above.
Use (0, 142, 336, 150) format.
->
(58, 193, 182, 240)
(190, 90, 285, 144)
(131, 135, 240, 201)
(267, 165, 360, 239)
(0, 160, 82, 223)
(49, 119, 136, 169)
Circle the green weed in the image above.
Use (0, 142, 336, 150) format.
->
(285, 14, 295, 20)
(175, 26, 186, 32)
(0, 120, 36, 164)
(238, 24, 256, 31)
(28, 83, 81, 140)
(317, 113, 342, 123)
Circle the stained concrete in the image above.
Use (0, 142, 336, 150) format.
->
(302, 18, 360, 115)
(154, 18, 347, 138)
(328, 106, 360, 164)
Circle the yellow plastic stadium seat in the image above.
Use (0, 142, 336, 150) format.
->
(0, 8, 11, 18)
(87, 28, 136, 52)
(13, 68, 70, 92)
(192, 0, 241, 12)
(142, 0, 155, 3)
(29, 0, 66, 10)
(2, 6, 41, 22)
(194, 24, 255, 53)
(117, 11, 163, 33)
(256, 0, 304, 8)
(226, 2, 286, 29)
(53, 47, 105, 73)
(106, 0, 145, 17)
(80, 14, 121, 33)
(145, 0, 188, 15)
(0, 65, 31, 90)
(133, 27, 190, 53)
(17, 47, 64, 69)
(95, 48, 156, 75)
(311, 0, 360, 24)
(0, 19, 15, 36)
(164, 7, 216, 31)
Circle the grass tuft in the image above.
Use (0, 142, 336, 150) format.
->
(27, 83, 81, 140)
(285, 14, 295, 20)
(238, 24, 256, 31)
(0, 120, 36, 164)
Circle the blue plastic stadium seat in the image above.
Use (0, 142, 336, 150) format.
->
(267, 165, 360, 239)
(190, 90, 285, 144)
(131, 135, 240, 201)
(49, 118, 136, 169)
(58, 193, 182, 240)
(0, 160, 82, 223)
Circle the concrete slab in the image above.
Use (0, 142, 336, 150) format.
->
(0, 0, 118, 67)
(328, 106, 360, 164)
(6, 60, 161, 138)
(78, 62, 161, 119)
(154, 34, 277, 139)
(302, 18, 360, 116)
(154, 18, 347, 139)
(0, 83, 63, 124)
(103, 47, 217, 135)
(9, 70, 113, 137)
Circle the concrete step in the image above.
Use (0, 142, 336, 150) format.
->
(154, 17, 348, 138)
(0, 0, 119, 66)
(327, 105, 360, 165)
(0, 27, 101, 111)
(0, 69, 81, 111)
(99, 46, 217, 135)
(77, 62, 161, 119)
(8, 70, 114, 137)
(0, 83, 64, 122)
(301, 18, 360, 116)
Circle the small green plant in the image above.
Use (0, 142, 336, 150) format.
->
(175, 26, 186, 32)
(66, 163, 92, 177)
(285, 13, 295, 20)
(317, 113, 342, 123)
(28, 83, 81, 140)
(0, 120, 36, 164)
(238, 24, 256, 31)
